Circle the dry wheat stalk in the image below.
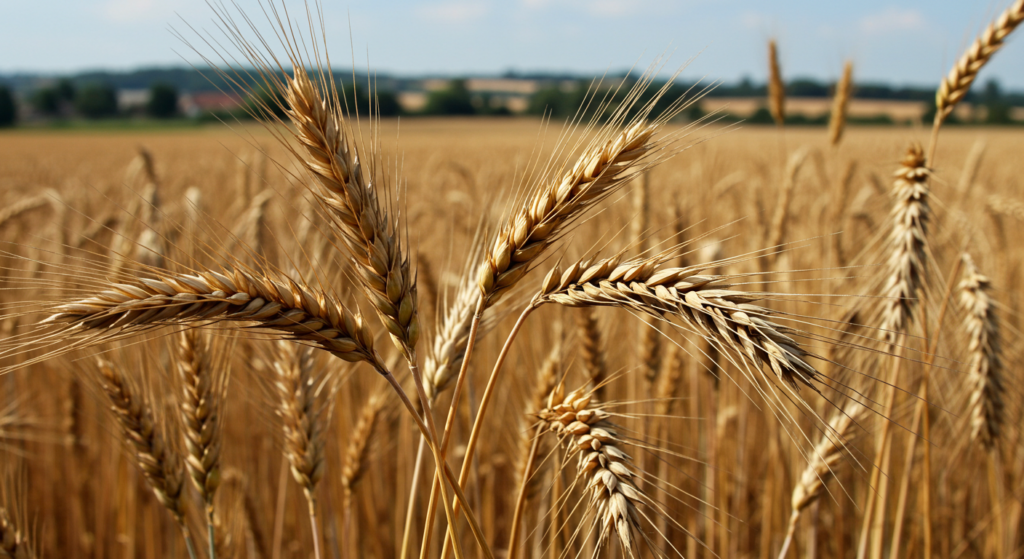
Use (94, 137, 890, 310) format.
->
(97, 358, 187, 524)
(177, 328, 226, 508)
(768, 40, 786, 126)
(37, 266, 385, 372)
(273, 341, 332, 497)
(935, 0, 1024, 125)
(538, 382, 647, 555)
(284, 66, 419, 357)
(959, 254, 1004, 449)
(477, 120, 659, 305)
(576, 307, 608, 400)
(876, 145, 931, 343)
(536, 255, 820, 390)
(957, 141, 986, 197)
(829, 61, 853, 147)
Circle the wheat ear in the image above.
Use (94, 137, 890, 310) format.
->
(877, 144, 931, 343)
(178, 328, 227, 559)
(38, 266, 384, 372)
(767, 147, 810, 259)
(539, 382, 647, 556)
(768, 40, 786, 126)
(285, 66, 419, 357)
(779, 401, 864, 558)
(935, 0, 1024, 126)
(536, 255, 820, 390)
(960, 254, 1004, 449)
(273, 341, 333, 559)
(96, 358, 197, 558)
(477, 120, 659, 305)
(828, 61, 853, 147)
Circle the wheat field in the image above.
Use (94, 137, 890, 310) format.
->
(1, 3, 1024, 559)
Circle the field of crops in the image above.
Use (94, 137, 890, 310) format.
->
(2, 2, 1024, 558)
(0, 115, 1020, 559)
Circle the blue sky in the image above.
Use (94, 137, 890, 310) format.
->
(5, 1, 1024, 88)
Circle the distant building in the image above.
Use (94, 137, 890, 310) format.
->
(117, 89, 150, 112)
(179, 91, 244, 117)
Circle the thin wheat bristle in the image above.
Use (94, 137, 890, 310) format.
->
(538, 383, 646, 555)
(935, 0, 1024, 124)
(828, 61, 853, 146)
(768, 39, 786, 126)
(97, 358, 187, 523)
(959, 254, 1004, 449)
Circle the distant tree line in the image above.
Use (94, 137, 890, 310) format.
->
(1, 71, 1022, 128)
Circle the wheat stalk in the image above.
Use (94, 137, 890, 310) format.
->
(768, 40, 786, 126)
(959, 254, 1004, 449)
(828, 61, 853, 147)
(341, 391, 386, 500)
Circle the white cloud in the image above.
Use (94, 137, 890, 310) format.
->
(416, 1, 489, 24)
(859, 7, 925, 35)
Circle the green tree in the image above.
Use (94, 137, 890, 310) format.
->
(341, 84, 401, 116)
(423, 80, 474, 115)
(76, 83, 118, 118)
(0, 86, 15, 127)
(32, 87, 60, 115)
(55, 79, 75, 103)
(147, 82, 179, 118)
(243, 85, 288, 120)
